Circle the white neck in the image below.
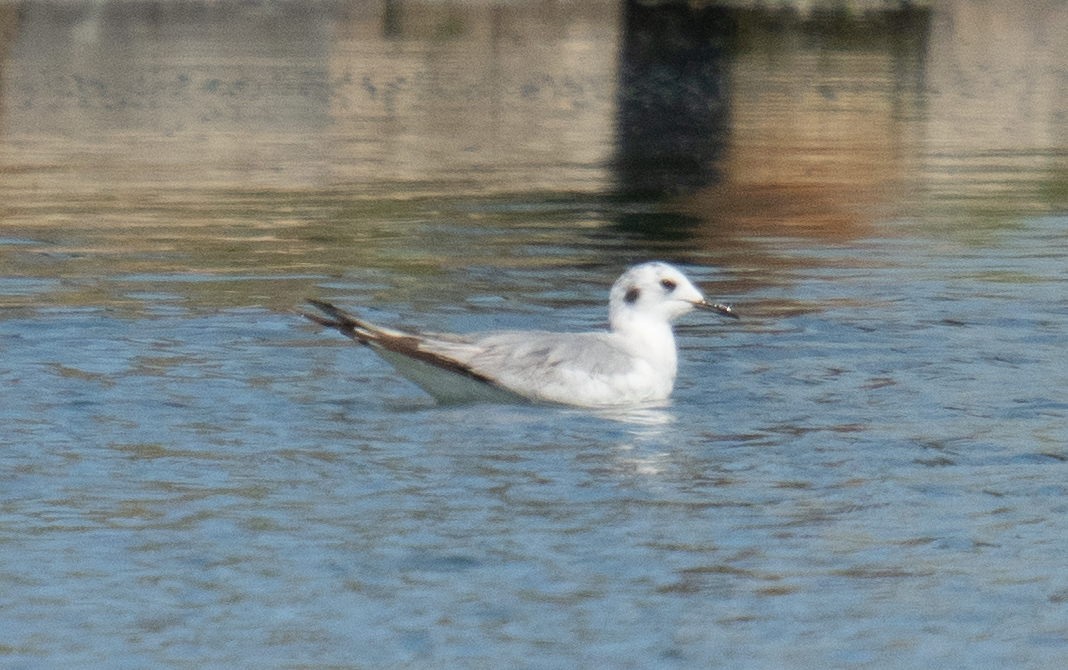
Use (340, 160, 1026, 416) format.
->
(611, 313, 679, 376)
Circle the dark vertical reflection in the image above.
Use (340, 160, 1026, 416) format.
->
(613, 0, 734, 201)
(382, 0, 403, 38)
(612, 2, 932, 243)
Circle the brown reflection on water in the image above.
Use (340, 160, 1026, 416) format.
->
(669, 7, 929, 242)
(652, 1, 1068, 256)
(1, 1, 1068, 312)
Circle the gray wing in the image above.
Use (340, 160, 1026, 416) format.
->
(423, 330, 641, 403)
(306, 300, 647, 405)
(305, 300, 516, 394)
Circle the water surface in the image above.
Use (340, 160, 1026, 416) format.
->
(3, 2, 1068, 668)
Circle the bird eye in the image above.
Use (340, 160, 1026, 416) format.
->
(660, 279, 677, 292)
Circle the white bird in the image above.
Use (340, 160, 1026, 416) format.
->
(305, 262, 737, 407)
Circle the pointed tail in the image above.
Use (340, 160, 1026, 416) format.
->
(304, 299, 373, 345)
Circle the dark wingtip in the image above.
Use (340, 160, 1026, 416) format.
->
(306, 298, 342, 317)
(303, 299, 366, 339)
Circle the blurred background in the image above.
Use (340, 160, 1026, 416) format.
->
(2, 0, 1064, 312)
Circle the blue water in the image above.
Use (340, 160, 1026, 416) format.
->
(4, 1, 1068, 668)
(5, 212, 1068, 668)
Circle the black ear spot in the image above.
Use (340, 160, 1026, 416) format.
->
(660, 278, 677, 291)
(624, 287, 641, 304)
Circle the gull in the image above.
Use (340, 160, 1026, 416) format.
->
(305, 262, 737, 407)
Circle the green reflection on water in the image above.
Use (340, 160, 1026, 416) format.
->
(0, 187, 625, 314)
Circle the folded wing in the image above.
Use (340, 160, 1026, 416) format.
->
(305, 300, 527, 403)
(305, 300, 655, 406)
